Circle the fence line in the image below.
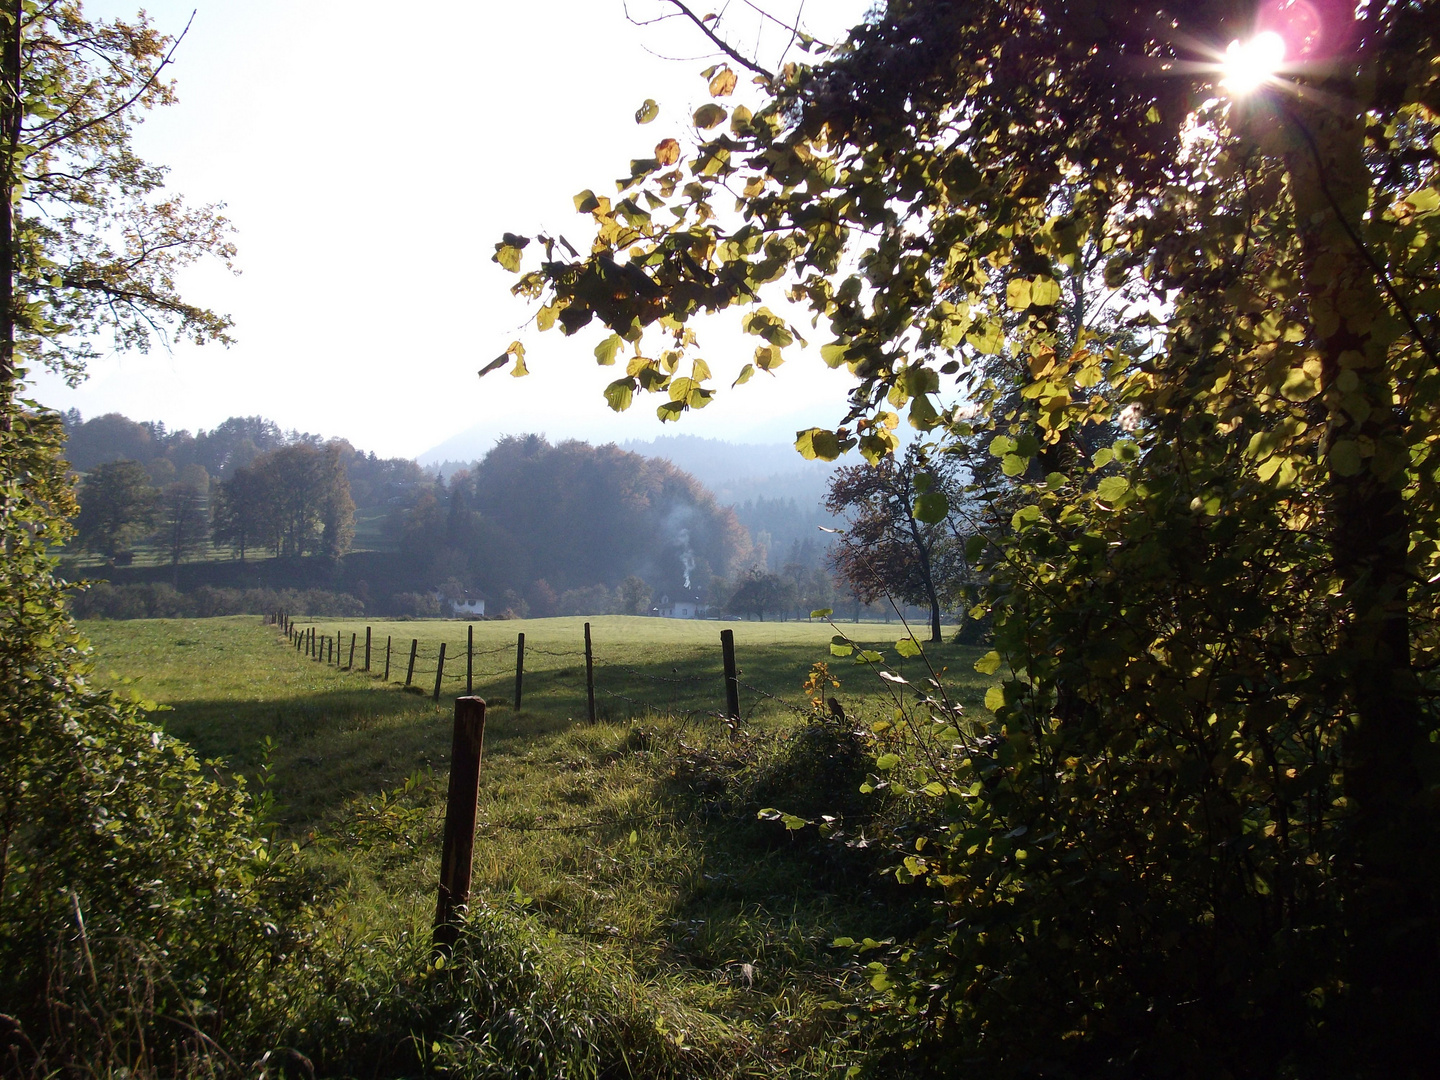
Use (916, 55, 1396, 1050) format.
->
(263, 611, 825, 727)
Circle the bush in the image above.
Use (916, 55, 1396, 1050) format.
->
(68, 582, 364, 620)
(0, 412, 317, 1075)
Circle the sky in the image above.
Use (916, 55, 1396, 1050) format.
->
(24, 0, 875, 460)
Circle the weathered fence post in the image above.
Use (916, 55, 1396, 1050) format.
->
(348, 632, 357, 669)
(384, 635, 392, 681)
(406, 638, 418, 687)
(433, 643, 447, 702)
(467, 624, 474, 696)
(433, 696, 487, 953)
(721, 628, 740, 725)
(584, 622, 596, 724)
(514, 632, 525, 711)
(364, 626, 372, 671)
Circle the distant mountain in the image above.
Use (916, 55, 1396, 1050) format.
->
(619, 433, 834, 489)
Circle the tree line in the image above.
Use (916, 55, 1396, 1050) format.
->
(72, 438, 357, 566)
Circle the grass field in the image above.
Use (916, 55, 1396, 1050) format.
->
(80, 615, 994, 1075)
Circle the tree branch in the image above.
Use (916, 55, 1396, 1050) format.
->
(627, 0, 774, 81)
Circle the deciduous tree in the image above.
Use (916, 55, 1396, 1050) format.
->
(504, 0, 1440, 1070)
(73, 458, 156, 560)
(0, 1, 235, 424)
(825, 443, 960, 641)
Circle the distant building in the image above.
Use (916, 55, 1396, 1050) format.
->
(656, 593, 702, 619)
(434, 590, 486, 617)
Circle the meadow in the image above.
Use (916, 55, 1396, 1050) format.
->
(80, 614, 994, 1075)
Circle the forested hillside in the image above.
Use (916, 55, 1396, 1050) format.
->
(60, 413, 863, 621)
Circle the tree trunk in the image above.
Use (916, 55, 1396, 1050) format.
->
(1284, 94, 1436, 1061)
(0, 0, 21, 430)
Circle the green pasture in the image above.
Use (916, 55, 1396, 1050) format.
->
(80, 615, 992, 1075)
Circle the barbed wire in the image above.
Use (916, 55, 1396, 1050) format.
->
(275, 622, 823, 724)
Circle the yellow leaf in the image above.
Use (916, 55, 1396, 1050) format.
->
(655, 138, 680, 166)
(708, 67, 738, 96)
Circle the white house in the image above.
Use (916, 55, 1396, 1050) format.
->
(433, 590, 486, 617)
(656, 593, 702, 619)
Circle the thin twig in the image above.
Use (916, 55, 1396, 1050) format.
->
(626, 0, 775, 80)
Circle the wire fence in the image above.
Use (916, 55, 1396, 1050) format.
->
(263, 611, 824, 726)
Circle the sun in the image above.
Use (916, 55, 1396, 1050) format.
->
(1219, 30, 1287, 95)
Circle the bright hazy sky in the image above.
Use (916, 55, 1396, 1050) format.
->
(25, 0, 874, 459)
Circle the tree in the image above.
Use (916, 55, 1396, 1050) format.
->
(154, 464, 209, 570)
(618, 574, 652, 615)
(73, 458, 156, 560)
(727, 568, 795, 621)
(825, 443, 958, 641)
(241, 442, 354, 559)
(503, 1, 1440, 1071)
(0, 8, 297, 1072)
(0, 3, 234, 424)
(210, 462, 264, 560)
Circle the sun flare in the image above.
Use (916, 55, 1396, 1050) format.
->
(1220, 30, 1287, 95)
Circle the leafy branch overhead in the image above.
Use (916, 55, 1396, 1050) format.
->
(0, 4, 237, 416)
(500, 0, 1440, 1071)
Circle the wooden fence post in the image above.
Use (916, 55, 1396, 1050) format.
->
(721, 628, 740, 725)
(364, 626, 371, 671)
(433, 642, 447, 702)
(384, 635, 392, 681)
(584, 622, 596, 724)
(348, 632, 357, 669)
(514, 632, 525, 711)
(406, 638, 418, 687)
(467, 624, 474, 696)
(433, 696, 487, 952)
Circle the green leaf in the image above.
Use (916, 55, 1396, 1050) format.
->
(656, 400, 686, 422)
(1407, 186, 1440, 214)
(1329, 440, 1363, 476)
(989, 435, 1017, 456)
(796, 427, 842, 461)
(1030, 276, 1062, 306)
(635, 99, 659, 124)
(573, 189, 601, 214)
(1096, 476, 1130, 502)
(913, 491, 948, 523)
(603, 378, 635, 412)
(876, 753, 902, 771)
(594, 334, 623, 366)
(895, 637, 922, 658)
(693, 103, 727, 129)
(984, 685, 1005, 711)
(974, 651, 1002, 675)
(811, 608, 833, 619)
(1007, 278, 1033, 309)
(967, 319, 1005, 355)
(732, 363, 755, 387)
(1001, 453, 1028, 477)
(830, 641, 854, 657)
(965, 533, 986, 562)
(820, 342, 851, 367)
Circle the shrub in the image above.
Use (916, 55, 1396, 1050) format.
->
(0, 412, 316, 1075)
